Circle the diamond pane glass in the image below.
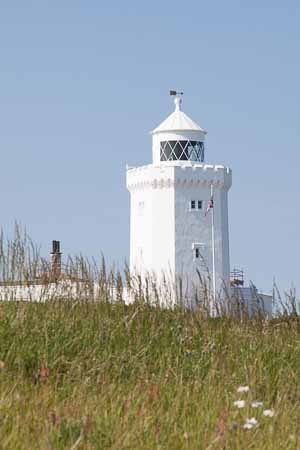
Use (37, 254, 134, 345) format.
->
(160, 141, 204, 162)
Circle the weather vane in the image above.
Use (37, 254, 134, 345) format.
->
(169, 90, 184, 96)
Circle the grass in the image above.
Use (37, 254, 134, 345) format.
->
(0, 300, 300, 449)
(0, 226, 299, 449)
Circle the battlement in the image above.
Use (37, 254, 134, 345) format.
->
(126, 163, 232, 191)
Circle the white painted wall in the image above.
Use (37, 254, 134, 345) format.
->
(127, 162, 232, 306)
(174, 165, 231, 300)
(0, 281, 93, 302)
(127, 165, 175, 279)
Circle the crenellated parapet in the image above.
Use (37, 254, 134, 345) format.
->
(126, 163, 232, 192)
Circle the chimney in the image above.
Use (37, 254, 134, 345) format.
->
(51, 240, 62, 279)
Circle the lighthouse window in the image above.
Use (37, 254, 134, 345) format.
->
(190, 200, 202, 210)
(195, 248, 200, 259)
(160, 140, 204, 162)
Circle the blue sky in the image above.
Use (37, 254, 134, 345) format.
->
(0, 1, 299, 293)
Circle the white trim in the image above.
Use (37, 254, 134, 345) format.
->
(192, 242, 206, 249)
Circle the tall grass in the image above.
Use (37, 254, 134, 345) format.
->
(0, 227, 299, 449)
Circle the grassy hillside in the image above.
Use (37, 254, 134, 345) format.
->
(0, 299, 299, 449)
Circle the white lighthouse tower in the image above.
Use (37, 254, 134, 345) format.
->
(126, 94, 232, 307)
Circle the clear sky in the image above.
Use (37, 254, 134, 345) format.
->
(0, 1, 299, 294)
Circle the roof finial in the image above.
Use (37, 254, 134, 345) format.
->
(174, 96, 182, 111)
(169, 90, 183, 112)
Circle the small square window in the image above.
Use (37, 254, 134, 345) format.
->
(190, 200, 203, 211)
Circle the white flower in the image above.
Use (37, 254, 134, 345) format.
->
(237, 386, 250, 393)
(263, 409, 274, 417)
(248, 417, 258, 425)
(243, 417, 259, 429)
(234, 400, 246, 408)
(251, 401, 263, 408)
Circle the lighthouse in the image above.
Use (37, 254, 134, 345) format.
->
(126, 94, 232, 307)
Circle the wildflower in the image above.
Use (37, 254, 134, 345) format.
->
(233, 400, 246, 408)
(237, 386, 250, 393)
(243, 417, 258, 429)
(251, 401, 263, 408)
(263, 409, 274, 417)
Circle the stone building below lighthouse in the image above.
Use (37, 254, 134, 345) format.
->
(126, 94, 232, 305)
